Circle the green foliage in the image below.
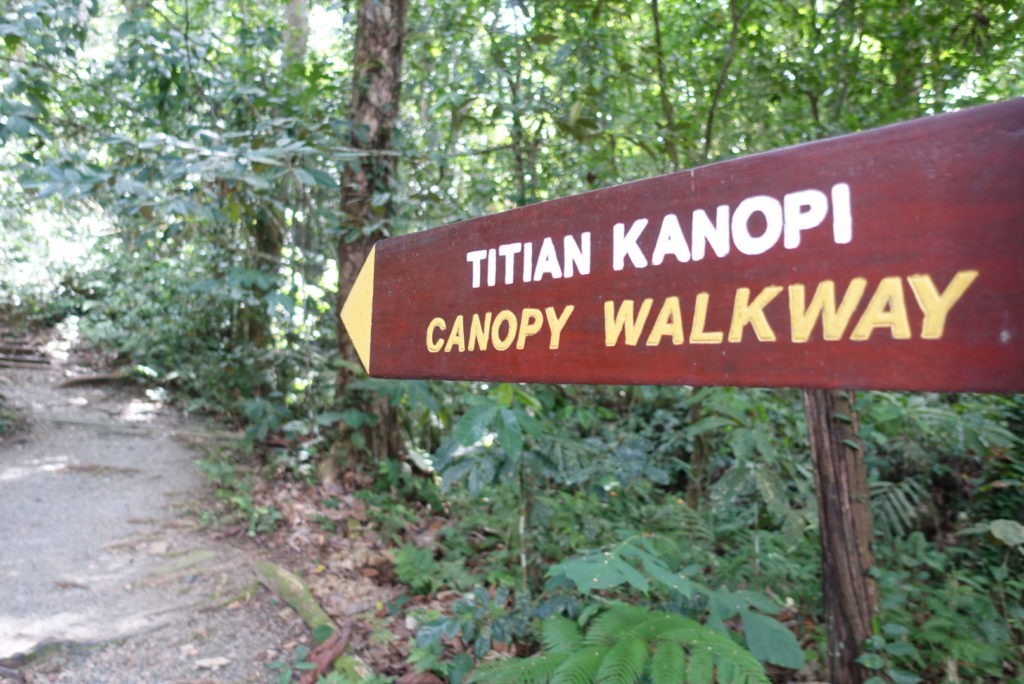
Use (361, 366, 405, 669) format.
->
(268, 642, 316, 683)
(394, 544, 441, 596)
(868, 530, 1024, 681)
(547, 534, 805, 671)
(197, 454, 283, 536)
(416, 586, 533, 663)
(4, 1, 1024, 681)
(470, 603, 769, 684)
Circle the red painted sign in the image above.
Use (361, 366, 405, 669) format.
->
(341, 99, 1024, 392)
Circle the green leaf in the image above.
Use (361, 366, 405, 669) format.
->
(541, 615, 583, 654)
(241, 173, 271, 190)
(881, 623, 909, 637)
(292, 167, 316, 186)
(312, 623, 334, 643)
(498, 408, 523, 457)
(642, 559, 695, 599)
(455, 403, 498, 445)
(990, 519, 1024, 547)
(5, 115, 30, 136)
(885, 669, 922, 684)
(687, 648, 713, 684)
(740, 610, 804, 669)
(316, 411, 346, 426)
(855, 653, 885, 669)
(884, 641, 916, 657)
(553, 554, 644, 593)
(650, 641, 686, 684)
(596, 635, 648, 683)
(303, 167, 338, 188)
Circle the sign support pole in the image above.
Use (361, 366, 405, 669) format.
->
(803, 388, 877, 684)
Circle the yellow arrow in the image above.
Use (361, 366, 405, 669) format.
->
(339, 246, 375, 373)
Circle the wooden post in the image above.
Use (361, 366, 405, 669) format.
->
(803, 388, 876, 684)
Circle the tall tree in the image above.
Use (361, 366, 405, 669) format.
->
(335, 0, 409, 464)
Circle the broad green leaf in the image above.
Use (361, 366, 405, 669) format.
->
(990, 519, 1024, 547)
(5, 115, 30, 136)
(855, 653, 885, 669)
(241, 173, 271, 190)
(552, 554, 641, 593)
(292, 167, 316, 186)
(497, 408, 523, 458)
(303, 167, 338, 187)
(885, 669, 922, 684)
(740, 610, 804, 669)
(455, 403, 498, 446)
(642, 559, 695, 599)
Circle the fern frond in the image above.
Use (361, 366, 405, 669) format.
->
(468, 652, 569, 684)
(661, 626, 768, 684)
(596, 635, 648, 684)
(675, 500, 714, 544)
(870, 478, 927, 539)
(687, 648, 714, 684)
(542, 615, 584, 654)
(550, 645, 605, 684)
(585, 604, 648, 645)
(650, 640, 686, 684)
(586, 605, 700, 647)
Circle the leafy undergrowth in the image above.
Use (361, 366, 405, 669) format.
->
(198, 449, 825, 684)
(201, 459, 467, 681)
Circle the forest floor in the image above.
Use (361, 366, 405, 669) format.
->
(0, 330, 308, 683)
(0, 326, 456, 684)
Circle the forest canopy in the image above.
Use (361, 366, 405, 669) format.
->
(1, 0, 1022, 682)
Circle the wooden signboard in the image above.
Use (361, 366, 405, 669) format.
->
(341, 98, 1024, 393)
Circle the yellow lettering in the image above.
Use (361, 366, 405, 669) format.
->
(426, 317, 446, 353)
(907, 270, 979, 339)
(516, 308, 544, 349)
(491, 310, 517, 350)
(850, 277, 911, 340)
(689, 292, 723, 344)
(788, 278, 867, 342)
(604, 298, 653, 346)
(729, 285, 783, 342)
(645, 296, 684, 346)
(468, 312, 492, 351)
(545, 305, 574, 349)
(444, 315, 466, 352)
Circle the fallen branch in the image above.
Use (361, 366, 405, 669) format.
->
(252, 559, 337, 634)
(299, 625, 354, 684)
(43, 417, 242, 441)
(56, 373, 127, 388)
(0, 360, 51, 369)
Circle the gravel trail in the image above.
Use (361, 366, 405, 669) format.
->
(0, 356, 305, 683)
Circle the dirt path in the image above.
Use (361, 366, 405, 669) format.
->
(0, 354, 305, 682)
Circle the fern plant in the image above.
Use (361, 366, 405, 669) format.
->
(469, 603, 770, 684)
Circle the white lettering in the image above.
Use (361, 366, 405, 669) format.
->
(783, 188, 829, 249)
(651, 214, 691, 266)
(466, 249, 487, 288)
(613, 219, 648, 271)
(732, 195, 783, 256)
(691, 205, 730, 261)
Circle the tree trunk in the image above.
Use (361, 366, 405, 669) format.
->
(803, 388, 877, 684)
(283, 0, 309, 69)
(335, 0, 408, 466)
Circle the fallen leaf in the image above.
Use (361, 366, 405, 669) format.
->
(397, 673, 445, 684)
(195, 656, 230, 669)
